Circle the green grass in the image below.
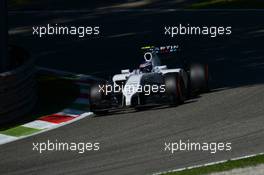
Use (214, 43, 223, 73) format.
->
(0, 75, 79, 131)
(163, 154, 264, 175)
(0, 126, 41, 137)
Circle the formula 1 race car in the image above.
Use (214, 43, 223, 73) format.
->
(89, 45, 209, 115)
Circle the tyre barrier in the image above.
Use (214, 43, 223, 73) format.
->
(0, 47, 36, 124)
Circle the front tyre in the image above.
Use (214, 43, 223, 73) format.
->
(89, 82, 110, 115)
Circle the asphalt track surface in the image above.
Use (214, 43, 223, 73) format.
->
(1, 9, 264, 175)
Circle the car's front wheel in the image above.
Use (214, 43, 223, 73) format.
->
(89, 82, 111, 115)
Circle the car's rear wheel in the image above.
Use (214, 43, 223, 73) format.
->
(164, 73, 186, 105)
(189, 64, 209, 93)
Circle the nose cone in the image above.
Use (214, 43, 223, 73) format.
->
(123, 74, 143, 106)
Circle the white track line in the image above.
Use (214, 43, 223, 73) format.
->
(22, 120, 58, 130)
(0, 112, 93, 146)
(0, 134, 17, 145)
(55, 112, 79, 117)
(153, 152, 264, 175)
(0, 68, 95, 146)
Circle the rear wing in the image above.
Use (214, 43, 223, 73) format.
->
(141, 45, 179, 54)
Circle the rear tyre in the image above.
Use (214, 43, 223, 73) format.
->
(189, 64, 209, 93)
(164, 73, 186, 105)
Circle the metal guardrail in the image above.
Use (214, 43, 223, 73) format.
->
(0, 47, 36, 124)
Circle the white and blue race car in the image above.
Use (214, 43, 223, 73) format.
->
(89, 45, 209, 114)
